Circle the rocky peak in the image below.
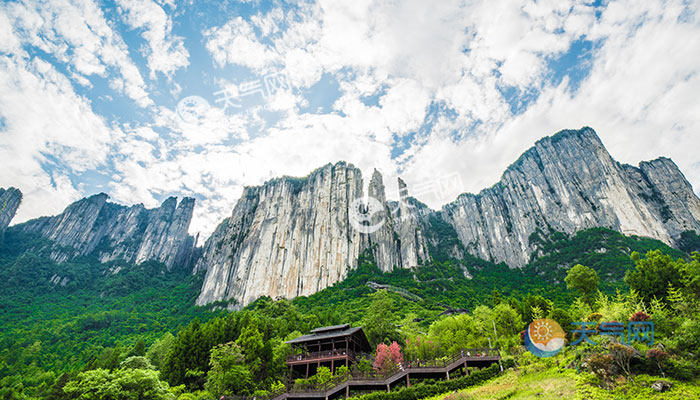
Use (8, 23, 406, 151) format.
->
(0, 187, 22, 237)
(441, 127, 699, 268)
(194, 162, 429, 308)
(14, 194, 196, 270)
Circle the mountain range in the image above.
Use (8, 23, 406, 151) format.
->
(2, 127, 699, 308)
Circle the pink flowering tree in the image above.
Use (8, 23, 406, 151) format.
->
(373, 341, 403, 372)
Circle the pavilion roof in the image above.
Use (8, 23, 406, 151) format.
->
(286, 325, 371, 351)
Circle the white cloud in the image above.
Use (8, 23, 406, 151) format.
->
(3, 0, 152, 106)
(3, 0, 700, 242)
(116, 0, 189, 79)
(0, 53, 116, 223)
(185, 0, 700, 238)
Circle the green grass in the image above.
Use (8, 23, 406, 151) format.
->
(425, 358, 700, 400)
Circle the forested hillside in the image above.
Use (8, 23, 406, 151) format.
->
(1, 226, 698, 399)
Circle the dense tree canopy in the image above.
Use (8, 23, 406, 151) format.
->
(565, 264, 599, 302)
(2, 228, 699, 399)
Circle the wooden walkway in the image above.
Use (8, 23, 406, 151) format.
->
(271, 350, 501, 400)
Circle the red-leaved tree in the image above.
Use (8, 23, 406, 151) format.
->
(389, 341, 403, 366)
(373, 341, 403, 372)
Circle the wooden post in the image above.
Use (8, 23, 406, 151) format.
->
(346, 385, 349, 398)
(386, 384, 390, 392)
(306, 363, 310, 378)
(446, 371, 450, 380)
(406, 374, 410, 387)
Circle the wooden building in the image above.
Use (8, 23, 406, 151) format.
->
(286, 324, 371, 378)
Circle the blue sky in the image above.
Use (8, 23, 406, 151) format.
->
(1, 0, 699, 236)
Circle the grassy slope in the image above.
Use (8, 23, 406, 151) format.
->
(427, 355, 700, 400)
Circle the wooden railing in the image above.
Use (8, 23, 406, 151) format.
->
(286, 349, 357, 363)
(289, 372, 352, 394)
(405, 347, 500, 369)
(286, 348, 501, 394)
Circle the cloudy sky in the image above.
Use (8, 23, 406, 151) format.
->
(1, 0, 699, 238)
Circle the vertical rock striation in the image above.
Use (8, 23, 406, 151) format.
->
(0, 187, 22, 237)
(14, 194, 196, 270)
(440, 127, 700, 268)
(194, 163, 429, 307)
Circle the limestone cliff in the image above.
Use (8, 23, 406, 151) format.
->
(0, 187, 22, 237)
(194, 128, 700, 306)
(440, 127, 700, 268)
(14, 194, 196, 270)
(194, 162, 429, 307)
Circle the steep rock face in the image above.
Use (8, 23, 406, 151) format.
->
(0, 187, 22, 236)
(195, 163, 429, 307)
(362, 171, 429, 272)
(15, 194, 195, 270)
(441, 127, 700, 268)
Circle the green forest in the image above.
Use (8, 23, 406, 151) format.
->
(1, 227, 699, 399)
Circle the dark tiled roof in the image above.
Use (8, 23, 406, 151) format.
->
(311, 324, 350, 333)
(286, 326, 365, 345)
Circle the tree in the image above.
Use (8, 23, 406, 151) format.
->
(161, 320, 209, 389)
(681, 252, 700, 298)
(102, 345, 123, 371)
(427, 314, 477, 355)
(492, 303, 524, 337)
(120, 356, 155, 370)
(235, 320, 264, 377)
(548, 308, 573, 335)
(45, 372, 71, 400)
(146, 332, 175, 371)
(373, 341, 403, 372)
(362, 290, 400, 347)
(129, 339, 147, 357)
(313, 367, 333, 386)
(565, 264, 599, 304)
(63, 368, 174, 400)
(204, 342, 252, 397)
(520, 294, 554, 323)
(625, 251, 682, 302)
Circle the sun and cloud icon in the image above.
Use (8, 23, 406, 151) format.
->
(524, 318, 566, 358)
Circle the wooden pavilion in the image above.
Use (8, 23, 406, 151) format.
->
(285, 324, 371, 379)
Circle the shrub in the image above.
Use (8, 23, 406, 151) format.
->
(629, 311, 651, 322)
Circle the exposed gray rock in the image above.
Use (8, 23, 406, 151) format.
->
(650, 380, 672, 392)
(194, 162, 429, 307)
(362, 171, 429, 272)
(14, 194, 196, 270)
(0, 187, 22, 236)
(195, 128, 700, 306)
(440, 127, 700, 268)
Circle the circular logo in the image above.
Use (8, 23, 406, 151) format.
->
(176, 95, 210, 124)
(349, 197, 385, 234)
(524, 318, 565, 358)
